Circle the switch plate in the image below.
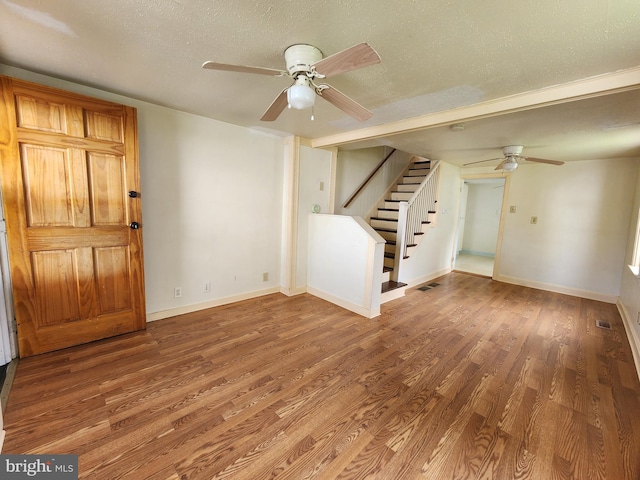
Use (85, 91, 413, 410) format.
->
(174, 287, 182, 298)
(510, 206, 516, 213)
(203, 282, 211, 293)
(320, 181, 324, 191)
(531, 216, 538, 224)
(263, 272, 269, 282)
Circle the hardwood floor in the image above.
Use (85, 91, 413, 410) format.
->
(3, 272, 640, 479)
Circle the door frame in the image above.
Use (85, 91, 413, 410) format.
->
(453, 172, 512, 278)
(0, 188, 15, 364)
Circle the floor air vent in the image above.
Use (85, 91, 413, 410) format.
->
(418, 282, 440, 292)
(596, 320, 612, 330)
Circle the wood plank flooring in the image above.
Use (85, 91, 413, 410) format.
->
(3, 272, 640, 479)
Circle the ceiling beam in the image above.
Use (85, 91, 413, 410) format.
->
(311, 66, 640, 148)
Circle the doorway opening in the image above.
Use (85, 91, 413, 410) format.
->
(454, 177, 506, 277)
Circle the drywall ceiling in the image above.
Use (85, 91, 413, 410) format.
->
(1, 0, 639, 166)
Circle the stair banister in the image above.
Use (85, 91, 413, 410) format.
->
(343, 148, 397, 209)
(403, 161, 441, 257)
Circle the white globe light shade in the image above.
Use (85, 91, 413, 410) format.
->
(287, 79, 316, 110)
(502, 159, 518, 172)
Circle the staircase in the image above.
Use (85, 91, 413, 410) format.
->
(369, 157, 440, 303)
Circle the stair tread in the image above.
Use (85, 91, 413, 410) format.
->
(375, 227, 397, 233)
(378, 208, 399, 212)
(383, 266, 393, 273)
(381, 281, 408, 293)
(384, 252, 395, 259)
(371, 217, 398, 221)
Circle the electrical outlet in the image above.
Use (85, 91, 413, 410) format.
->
(263, 272, 269, 282)
(203, 282, 211, 293)
(174, 287, 182, 298)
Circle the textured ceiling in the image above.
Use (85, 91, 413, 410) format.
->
(1, 0, 639, 166)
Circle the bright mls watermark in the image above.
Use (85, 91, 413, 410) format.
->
(0, 455, 78, 479)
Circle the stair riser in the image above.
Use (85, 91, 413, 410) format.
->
(397, 184, 419, 192)
(406, 169, 431, 176)
(412, 162, 431, 169)
(371, 218, 398, 229)
(384, 257, 395, 268)
(382, 270, 391, 283)
(403, 176, 425, 183)
(377, 210, 399, 220)
(380, 285, 407, 304)
(384, 243, 396, 254)
(384, 201, 401, 209)
(376, 230, 397, 241)
(391, 192, 413, 201)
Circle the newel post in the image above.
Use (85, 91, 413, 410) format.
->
(392, 201, 409, 283)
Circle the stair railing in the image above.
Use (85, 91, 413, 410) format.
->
(343, 148, 397, 209)
(391, 160, 441, 282)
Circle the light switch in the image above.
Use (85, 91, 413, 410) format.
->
(319, 181, 324, 191)
(531, 216, 538, 224)
(510, 206, 516, 213)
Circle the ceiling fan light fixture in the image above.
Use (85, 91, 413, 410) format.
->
(287, 77, 316, 110)
(502, 158, 518, 172)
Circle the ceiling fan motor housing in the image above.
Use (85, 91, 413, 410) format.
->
(503, 145, 524, 156)
(284, 44, 323, 76)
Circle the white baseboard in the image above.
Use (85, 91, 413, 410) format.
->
(306, 286, 380, 319)
(280, 286, 308, 297)
(146, 287, 281, 322)
(494, 274, 617, 304)
(617, 299, 640, 382)
(0, 429, 5, 453)
(404, 267, 452, 289)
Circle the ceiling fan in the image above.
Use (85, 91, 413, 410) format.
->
(202, 43, 381, 122)
(463, 145, 565, 172)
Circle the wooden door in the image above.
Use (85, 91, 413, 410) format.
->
(0, 76, 146, 357)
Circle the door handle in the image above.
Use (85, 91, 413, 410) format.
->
(128, 191, 139, 198)
(130, 222, 140, 230)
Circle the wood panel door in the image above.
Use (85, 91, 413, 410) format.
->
(0, 76, 146, 357)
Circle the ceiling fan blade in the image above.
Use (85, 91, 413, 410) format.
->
(463, 157, 503, 167)
(313, 43, 381, 78)
(202, 61, 287, 77)
(522, 156, 565, 166)
(494, 160, 507, 170)
(260, 88, 289, 121)
(320, 86, 373, 122)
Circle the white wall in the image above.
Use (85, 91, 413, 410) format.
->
(335, 147, 412, 218)
(295, 145, 333, 290)
(138, 105, 284, 316)
(497, 159, 638, 301)
(307, 215, 384, 318)
(461, 182, 503, 255)
(0, 65, 285, 320)
(618, 164, 640, 375)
